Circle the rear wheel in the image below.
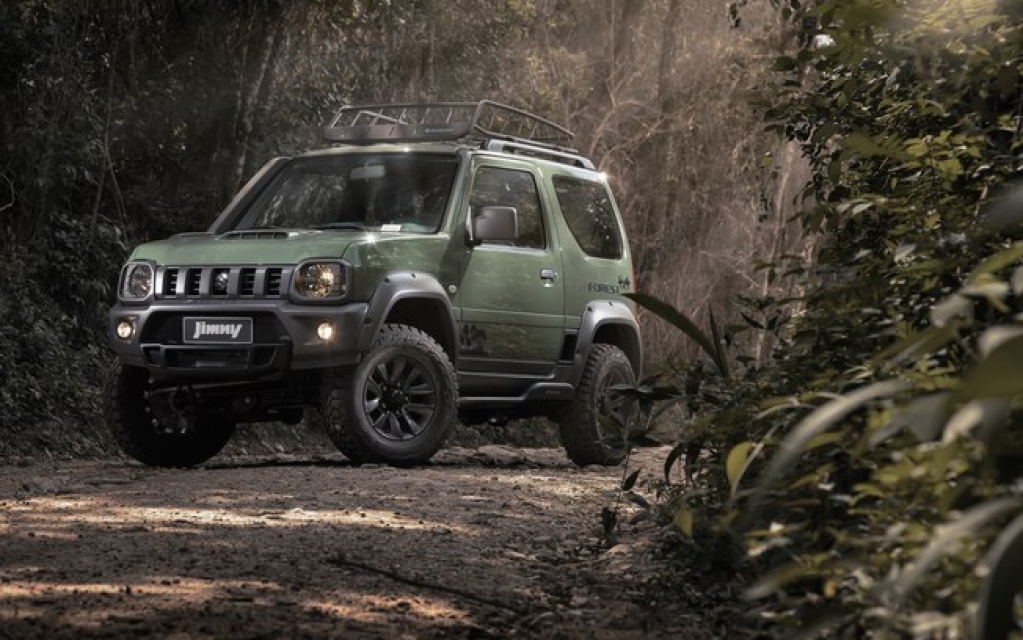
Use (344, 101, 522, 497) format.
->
(322, 324, 457, 466)
(105, 363, 235, 468)
(558, 344, 638, 467)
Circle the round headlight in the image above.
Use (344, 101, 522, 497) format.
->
(212, 269, 230, 294)
(121, 263, 154, 300)
(294, 262, 343, 300)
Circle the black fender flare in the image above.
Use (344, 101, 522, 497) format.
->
(355, 272, 459, 365)
(575, 300, 643, 377)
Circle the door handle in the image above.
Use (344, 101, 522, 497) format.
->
(540, 268, 557, 281)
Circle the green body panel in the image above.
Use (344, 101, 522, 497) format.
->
(449, 154, 566, 366)
(542, 164, 636, 322)
(454, 245, 565, 364)
(130, 232, 352, 267)
(340, 233, 460, 302)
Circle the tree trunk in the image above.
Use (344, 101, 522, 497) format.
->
(226, 4, 282, 202)
(635, 0, 680, 290)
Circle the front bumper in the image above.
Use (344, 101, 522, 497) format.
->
(108, 300, 369, 380)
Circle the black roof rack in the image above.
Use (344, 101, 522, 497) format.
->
(322, 101, 582, 158)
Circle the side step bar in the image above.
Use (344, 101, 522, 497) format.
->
(458, 382, 575, 408)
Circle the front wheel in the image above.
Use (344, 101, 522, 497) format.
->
(322, 324, 457, 466)
(558, 344, 638, 467)
(105, 363, 235, 468)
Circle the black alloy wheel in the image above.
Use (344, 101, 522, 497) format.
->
(322, 324, 457, 466)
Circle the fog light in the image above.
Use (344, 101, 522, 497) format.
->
(316, 322, 335, 341)
(116, 319, 135, 341)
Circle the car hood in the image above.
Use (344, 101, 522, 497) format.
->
(129, 230, 357, 265)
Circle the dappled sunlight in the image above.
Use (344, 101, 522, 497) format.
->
(0, 575, 474, 631)
(305, 593, 473, 627)
(0, 577, 240, 630)
(0, 575, 225, 601)
(0, 452, 677, 637)
(4, 494, 476, 535)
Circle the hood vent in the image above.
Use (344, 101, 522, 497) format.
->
(220, 230, 291, 240)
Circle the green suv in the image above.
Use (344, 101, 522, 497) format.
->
(106, 102, 642, 468)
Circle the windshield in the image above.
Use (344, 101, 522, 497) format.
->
(234, 153, 458, 233)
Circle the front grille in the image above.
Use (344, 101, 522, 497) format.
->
(157, 266, 293, 299)
(164, 269, 178, 295)
(267, 269, 282, 296)
(186, 269, 202, 296)
(240, 269, 256, 296)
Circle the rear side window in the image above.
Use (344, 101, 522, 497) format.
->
(552, 176, 623, 259)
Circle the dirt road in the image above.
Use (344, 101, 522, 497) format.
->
(0, 444, 716, 639)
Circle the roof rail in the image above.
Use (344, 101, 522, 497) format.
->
(322, 101, 580, 155)
(483, 139, 594, 170)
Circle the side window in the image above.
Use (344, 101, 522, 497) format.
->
(553, 176, 623, 259)
(469, 166, 546, 249)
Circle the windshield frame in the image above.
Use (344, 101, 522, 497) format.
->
(225, 151, 460, 235)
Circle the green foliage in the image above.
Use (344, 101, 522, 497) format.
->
(613, 2, 1023, 633)
(0, 247, 112, 457)
(632, 0, 1023, 636)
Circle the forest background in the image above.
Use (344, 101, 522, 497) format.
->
(0, 0, 801, 453)
(3, 0, 1023, 636)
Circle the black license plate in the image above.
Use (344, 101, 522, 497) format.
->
(182, 317, 253, 344)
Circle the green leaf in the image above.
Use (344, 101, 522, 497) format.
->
(975, 512, 1023, 640)
(740, 556, 859, 597)
(804, 431, 843, 451)
(840, 132, 887, 157)
(625, 491, 650, 509)
(930, 294, 972, 327)
(743, 379, 910, 526)
(871, 324, 960, 370)
(622, 468, 640, 491)
(978, 326, 1023, 358)
(626, 293, 728, 378)
(1011, 265, 1023, 295)
(663, 442, 685, 485)
(905, 138, 930, 158)
(773, 55, 798, 71)
(981, 183, 1023, 232)
(958, 331, 1023, 399)
(943, 398, 1012, 446)
(674, 506, 694, 538)
(967, 243, 1023, 284)
(708, 308, 731, 379)
(869, 392, 950, 446)
(726, 441, 754, 491)
(884, 497, 1021, 608)
(942, 400, 987, 443)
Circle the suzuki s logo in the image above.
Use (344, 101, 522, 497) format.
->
(192, 321, 244, 340)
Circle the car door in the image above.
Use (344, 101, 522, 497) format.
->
(455, 161, 565, 385)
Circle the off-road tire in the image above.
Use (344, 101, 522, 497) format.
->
(558, 344, 637, 467)
(322, 324, 457, 466)
(105, 363, 235, 468)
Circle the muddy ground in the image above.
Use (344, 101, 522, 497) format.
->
(0, 441, 740, 639)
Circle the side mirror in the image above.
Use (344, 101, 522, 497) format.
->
(469, 206, 518, 246)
